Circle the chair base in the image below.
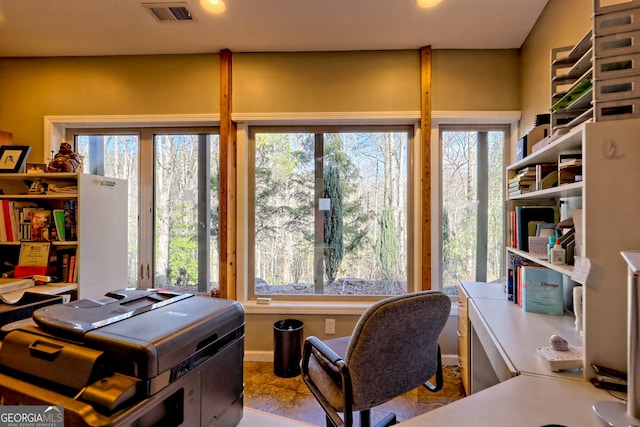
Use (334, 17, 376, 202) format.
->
(325, 410, 397, 427)
(374, 412, 397, 427)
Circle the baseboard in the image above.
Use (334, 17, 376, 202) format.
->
(442, 354, 459, 366)
(245, 351, 274, 362)
(245, 350, 459, 366)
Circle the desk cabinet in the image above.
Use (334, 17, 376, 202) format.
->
(456, 284, 470, 394)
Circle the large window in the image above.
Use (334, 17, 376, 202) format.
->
(153, 132, 219, 292)
(440, 126, 506, 294)
(249, 127, 411, 297)
(68, 127, 219, 293)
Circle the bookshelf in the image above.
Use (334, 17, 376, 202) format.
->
(505, 118, 640, 380)
(0, 172, 127, 300)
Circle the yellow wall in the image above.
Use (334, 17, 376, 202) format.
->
(0, 54, 219, 160)
(433, 49, 521, 111)
(0, 48, 521, 163)
(234, 51, 420, 113)
(233, 49, 520, 113)
(519, 0, 592, 132)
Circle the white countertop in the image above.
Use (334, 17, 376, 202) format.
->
(459, 281, 507, 300)
(471, 296, 584, 380)
(397, 374, 620, 426)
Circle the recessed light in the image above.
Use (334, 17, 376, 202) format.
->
(200, 0, 226, 14)
(417, 0, 442, 8)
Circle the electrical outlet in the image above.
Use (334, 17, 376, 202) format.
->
(325, 318, 336, 335)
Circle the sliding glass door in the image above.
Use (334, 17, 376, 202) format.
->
(68, 127, 219, 293)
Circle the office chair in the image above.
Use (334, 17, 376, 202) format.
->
(301, 290, 451, 427)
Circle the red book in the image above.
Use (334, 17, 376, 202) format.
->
(68, 255, 76, 283)
(517, 265, 523, 307)
(2, 200, 13, 241)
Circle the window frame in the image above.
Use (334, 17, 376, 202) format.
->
(65, 125, 219, 292)
(435, 123, 512, 294)
(246, 124, 418, 302)
(45, 112, 517, 312)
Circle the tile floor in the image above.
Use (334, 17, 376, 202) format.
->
(243, 361, 466, 426)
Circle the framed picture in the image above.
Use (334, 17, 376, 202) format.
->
(26, 162, 47, 174)
(18, 241, 51, 267)
(0, 145, 31, 173)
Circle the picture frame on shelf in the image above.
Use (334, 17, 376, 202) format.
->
(0, 146, 31, 173)
(15, 241, 51, 278)
(26, 162, 47, 174)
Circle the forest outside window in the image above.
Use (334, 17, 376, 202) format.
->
(249, 126, 412, 298)
(440, 126, 506, 295)
(69, 128, 219, 293)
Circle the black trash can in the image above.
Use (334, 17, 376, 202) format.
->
(273, 319, 304, 378)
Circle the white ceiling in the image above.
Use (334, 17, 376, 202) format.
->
(0, 0, 550, 57)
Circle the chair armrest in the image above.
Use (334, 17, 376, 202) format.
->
(301, 336, 347, 386)
(301, 336, 354, 427)
(303, 336, 343, 365)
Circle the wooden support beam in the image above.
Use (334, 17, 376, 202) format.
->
(420, 45, 432, 291)
(219, 48, 237, 300)
(0, 131, 12, 145)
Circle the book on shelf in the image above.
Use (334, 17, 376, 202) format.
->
(508, 179, 535, 188)
(513, 166, 537, 179)
(52, 209, 66, 241)
(521, 266, 564, 315)
(559, 158, 582, 168)
(30, 209, 52, 241)
(508, 189, 528, 196)
(508, 174, 536, 197)
(558, 152, 583, 185)
(1, 200, 14, 242)
(56, 247, 76, 283)
(514, 205, 559, 252)
(508, 254, 537, 306)
(507, 267, 515, 302)
(20, 207, 39, 241)
(63, 200, 77, 241)
(0, 201, 52, 242)
(68, 255, 76, 283)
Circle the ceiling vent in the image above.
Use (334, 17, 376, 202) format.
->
(143, 3, 195, 22)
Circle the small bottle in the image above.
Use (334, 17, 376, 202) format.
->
(551, 238, 566, 265)
(548, 235, 557, 263)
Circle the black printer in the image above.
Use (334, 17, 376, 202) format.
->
(0, 288, 245, 427)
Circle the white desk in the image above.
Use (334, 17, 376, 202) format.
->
(397, 374, 619, 426)
(460, 281, 584, 393)
(471, 297, 583, 379)
(399, 282, 618, 427)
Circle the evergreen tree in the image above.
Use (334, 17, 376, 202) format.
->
(323, 164, 343, 285)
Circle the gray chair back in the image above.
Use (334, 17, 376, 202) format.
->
(345, 290, 451, 410)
